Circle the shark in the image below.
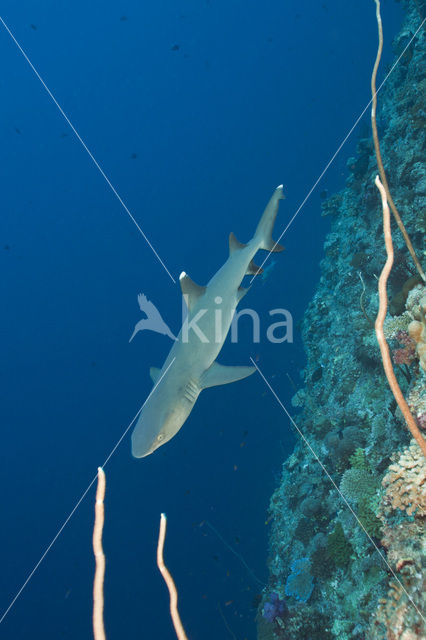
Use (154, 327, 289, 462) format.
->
(131, 185, 285, 458)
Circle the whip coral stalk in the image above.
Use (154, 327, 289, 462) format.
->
(92, 467, 106, 640)
(374, 176, 426, 457)
(371, 0, 425, 283)
(157, 514, 189, 640)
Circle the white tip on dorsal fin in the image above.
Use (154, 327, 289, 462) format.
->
(149, 366, 161, 384)
(200, 361, 256, 389)
(229, 232, 247, 255)
(179, 272, 206, 311)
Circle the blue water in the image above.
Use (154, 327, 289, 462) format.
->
(0, 1, 403, 638)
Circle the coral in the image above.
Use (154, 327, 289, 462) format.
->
(379, 440, 426, 517)
(383, 312, 412, 340)
(368, 521, 425, 639)
(392, 330, 417, 366)
(324, 426, 366, 468)
(339, 468, 378, 504)
(262, 592, 287, 624)
(310, 544, 333, 580)
(406, 285, 426, 318)
(389, 275, 423, 315)
(408, 377, 426, 431)
(370, 438, 426, 638)
(261, 3, 426, 637)
(349, 447, 369, 471)
(327, 523, 352, 568)
(294, 517, 316, 546)
(284, 558, 314, 603)
(256, 612, 276, 640)
(279, 607, 333, 640)
(357, 498, 383, 538)
(299, 495, 322, 518)
(407, 291, 426, 370)
(417, 412, 426, 430)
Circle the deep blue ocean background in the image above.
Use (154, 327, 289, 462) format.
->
(0, 2, 404, 639)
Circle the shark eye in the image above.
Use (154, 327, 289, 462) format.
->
(157, 433, 164, 442)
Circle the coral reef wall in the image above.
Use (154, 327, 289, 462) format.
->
(259, 2, 426, 639)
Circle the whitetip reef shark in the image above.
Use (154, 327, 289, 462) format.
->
(131, 185, 285, 457)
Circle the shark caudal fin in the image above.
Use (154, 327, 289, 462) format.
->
(254, 184, 285, 252)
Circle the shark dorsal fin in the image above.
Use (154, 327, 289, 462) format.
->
(229, 232, 247, 255)
(179, 272, 206, 311)
(149, 367, 161, 384)
(201, 362, 256, 388)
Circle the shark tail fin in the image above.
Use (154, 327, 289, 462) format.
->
(254, 184, 285, 252)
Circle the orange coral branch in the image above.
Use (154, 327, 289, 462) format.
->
(92, 467, 106, 640)
(157, 514, 189, 640)
(371, 0, 425, 283)
(374, 176, 426, 457)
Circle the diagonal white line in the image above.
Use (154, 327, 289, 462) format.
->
(251, 358, 426, 623)
(0, 15, 176, 284)
(250, 16, 426, 283)
(0, 358, 176, 625)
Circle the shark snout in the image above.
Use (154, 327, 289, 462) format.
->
(131, 397, 190, 458)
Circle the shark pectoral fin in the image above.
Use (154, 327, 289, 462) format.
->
(179, 272, 206, 311)
(149, 367, 161, 384)
(200, 362, 256, 388)
(229, 232, 247, 254)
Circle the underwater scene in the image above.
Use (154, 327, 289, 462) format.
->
(1, 0, 425, 639)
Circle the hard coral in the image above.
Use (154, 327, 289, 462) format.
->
(408, 378, 426, 431)
(368, 521, 425, 640)
(340, 468, 378, 504)
(379, 440, 426, 518)
(406, 287, 426, 370)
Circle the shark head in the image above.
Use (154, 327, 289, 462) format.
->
(131, 386, 195, 458)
